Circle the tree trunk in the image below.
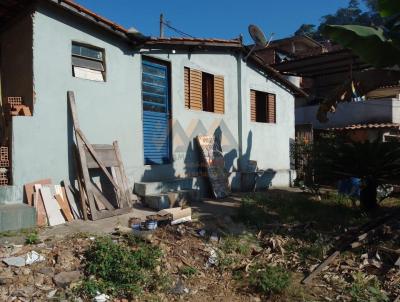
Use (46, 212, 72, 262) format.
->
(359, 176, 378, 210)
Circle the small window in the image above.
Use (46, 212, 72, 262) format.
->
(250, 89, 276, 123)
(184, 67, 224, 114)
(72, 43, 105, 82)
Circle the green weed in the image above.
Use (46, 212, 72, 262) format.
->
(249, 265, 291, 296)
(179, 266, 198, 277)
(349, 272, 389, 302)
(25, 232, 40, 244)
(76, 236, 162, 299)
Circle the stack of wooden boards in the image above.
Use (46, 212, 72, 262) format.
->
(24, 179, 82, 226)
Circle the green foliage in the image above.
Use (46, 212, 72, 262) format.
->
(294, 0, 384, 41)
(77, 237, 162, 299)
(322, 0, 400, 67)
(25, 232, 40, 245)
(179, 266, 198, 277)
(249, 265, 291, 295)
(349, 272, 389, 302)
(220, 235, 252, 256)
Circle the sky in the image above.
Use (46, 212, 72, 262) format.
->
(75, 0, 364, 43)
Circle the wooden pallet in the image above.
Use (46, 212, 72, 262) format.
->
(68, 91, 131, 220)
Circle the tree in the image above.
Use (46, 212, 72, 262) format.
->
(294, 0, 383, 41)
(317, 0, 400, 122)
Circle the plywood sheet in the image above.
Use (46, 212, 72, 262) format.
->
(40, 187, 65, 226)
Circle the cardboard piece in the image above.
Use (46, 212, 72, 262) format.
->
(196, 135, 230, 199)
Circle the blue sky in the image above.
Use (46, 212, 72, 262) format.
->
(76, 0, 364, 43)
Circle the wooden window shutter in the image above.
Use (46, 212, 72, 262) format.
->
(267, 93, 276, 123)
(184, 67, 190, 109)
(189, 68, 202, 110)
(213, 75, 224, 114)
(250, 90, 256, 122)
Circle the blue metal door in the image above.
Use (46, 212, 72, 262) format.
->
(142, 60, 171, 165)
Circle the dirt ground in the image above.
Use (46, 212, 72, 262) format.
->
(1, 189, 399, 301)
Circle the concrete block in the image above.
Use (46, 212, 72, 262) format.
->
(0, 186, 23, 205)
(0, 204, 36, 232)
(144, 194, 170, 210)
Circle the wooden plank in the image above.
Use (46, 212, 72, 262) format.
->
(85, 147, 119, 168)
(55, 194, 74, 222)
(113, 140, 130, 207)
(33, 184, 48, 227)
(54, 185, 74, 222)
(24, 179, 52, 206)
(68, 91, 97, 220)
(89, 182, 116, 211)
(302, 251, 340, 284)
(73, 147, 89, 220)
(76, 128, 120, 190)
(40, 187, 65, 226)
(62, 180, 82, 219)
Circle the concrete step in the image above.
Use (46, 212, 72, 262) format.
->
(0, 186, 23, 205)
(134, 176, 209, 197)
(0, 204, 36, 232)
(144, 189, 200, 210)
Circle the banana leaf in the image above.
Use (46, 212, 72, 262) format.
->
(322, 25, 400, 68)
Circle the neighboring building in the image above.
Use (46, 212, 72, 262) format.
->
(263, 37, 400, 142)
(0, 0, 306, 202)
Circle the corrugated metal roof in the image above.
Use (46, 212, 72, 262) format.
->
(328, 123, 400, 131)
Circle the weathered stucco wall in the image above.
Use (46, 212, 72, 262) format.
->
(12, 4, 142, 187)
(240, 61, 295, 187)
(11, 2, 295, 191)
(0, 14, 34, 109)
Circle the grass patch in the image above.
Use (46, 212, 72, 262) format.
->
(348, 272, 389, 302)
(220, 235, 253, 256)
(179, 266, 197, 277)
(249, 265, 291, 296)
(237, 191, 368, 233)
(25, 231, 40, 245)
(76, 236, 162, 299)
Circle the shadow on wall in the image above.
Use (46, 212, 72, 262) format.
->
(238, 130, 277, 192)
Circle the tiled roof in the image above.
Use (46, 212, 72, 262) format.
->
(145, 37, 243, 48)
(328, 123, 400, 131)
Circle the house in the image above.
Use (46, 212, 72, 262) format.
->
(259, 37, 400, 143)
(0, 0, 306, 210)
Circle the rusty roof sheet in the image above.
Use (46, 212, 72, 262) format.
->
(327, 123, 400, 131)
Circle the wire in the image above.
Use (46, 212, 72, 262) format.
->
(162, 21, 195, 38)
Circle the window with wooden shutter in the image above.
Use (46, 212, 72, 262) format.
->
(184, 67, 224, 114)
(267, 93, 276, 123)
(214, 75, 224, 114)
(250, 89, 276, 124)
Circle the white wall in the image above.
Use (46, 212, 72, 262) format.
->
(11, 2, 295, 190)
(296, 98, 400, 129)
(240, 61, 295, 186)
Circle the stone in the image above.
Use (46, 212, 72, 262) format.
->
(0, 270, 14, 285)
(2, 256, 25, 267)
(37, 266, 55, 277)
(53, 271, 82, 288)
